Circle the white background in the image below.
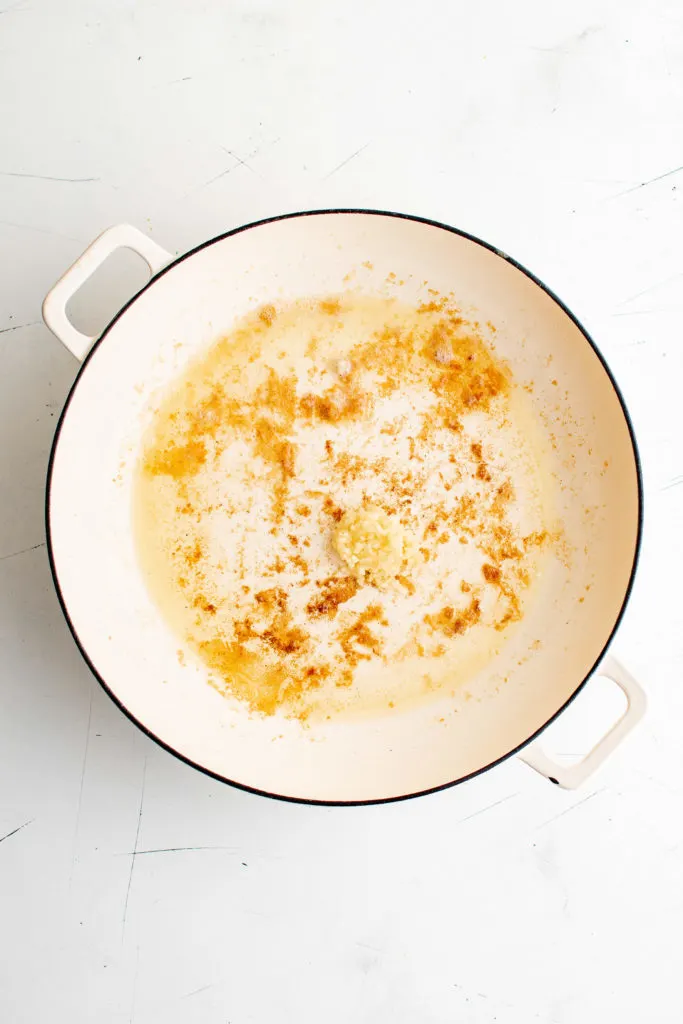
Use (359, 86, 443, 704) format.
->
(1, 1, 682, 1021)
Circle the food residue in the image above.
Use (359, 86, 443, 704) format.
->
(135, 291, 557, 721)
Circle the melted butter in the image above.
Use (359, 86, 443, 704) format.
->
(134, 293, 558, 721)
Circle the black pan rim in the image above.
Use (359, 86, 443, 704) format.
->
(45, 207, 644, 807)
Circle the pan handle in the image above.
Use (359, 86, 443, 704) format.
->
(518, 655, 646, 789)
(42, 224, 173, 361)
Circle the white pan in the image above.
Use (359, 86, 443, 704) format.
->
(43, 211, 644, 804)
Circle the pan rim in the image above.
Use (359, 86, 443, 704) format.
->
(45, 207, 644, 806)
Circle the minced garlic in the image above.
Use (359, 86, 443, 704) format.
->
(333, 504, 416, 584)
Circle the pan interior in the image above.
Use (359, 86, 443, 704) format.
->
(48, 213, 640, 801)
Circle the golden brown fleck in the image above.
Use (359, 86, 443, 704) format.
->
(336, 603, 388, 666)
(396, 574, 416, 595)
(425, 596, 481, 638)
(258, 304, 277, 326)
(306, 575, 359, 619)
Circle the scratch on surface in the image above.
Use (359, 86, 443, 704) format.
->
(0, 219, 84, 243)
(200, 164, 240, 190)
(0, 171, 100, 183)
(459, 792, 518, 823)
(611, 164, 683, 198)
(0, 1, 28, 13)
(222, 148, 256, 174)
(122, 758, 147, 939)
(611, 308, 679, 318)
(0, 321, 41, 335)
(662, 475, 683, 492)
(194, 139, 277, 196)
(127, 845, 238, 856)
(182, 984, 213, 999)
(617, 272, 683, 306)
(528, 24, 602, 55)
(0, 819, 34, 845)
(536, 788, 605, 830)
(70, 689, 94, 887)
(0, 541, 46, 562)
(324, 143, 370, 179)
(355, 940, 383, 953)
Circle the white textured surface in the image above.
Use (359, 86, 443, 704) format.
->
(1, 1, 682, 1021)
